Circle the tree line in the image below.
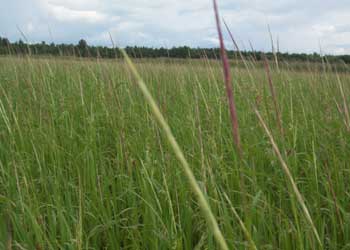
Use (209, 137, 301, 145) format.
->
(1, 36, 350, 64)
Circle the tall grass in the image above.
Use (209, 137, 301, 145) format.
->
(0, 45, 349, 249)
(254, 108, 321, 246)
(119, 48, 229, 250)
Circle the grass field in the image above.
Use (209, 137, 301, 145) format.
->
(0, 54, 349, 249)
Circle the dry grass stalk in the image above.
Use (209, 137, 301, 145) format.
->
(336, 73, 350, 131)
(223, 19, 254, 82)
(223, 193, 258, 250)
(254, 107, 322, 246)
(119, 47, 230, 250)
(263, 55, 284, 136)
(267, 24, 279, 72)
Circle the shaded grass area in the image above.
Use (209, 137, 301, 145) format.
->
(0, 56, 349, 249)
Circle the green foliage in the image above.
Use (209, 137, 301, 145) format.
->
(1, 36, 350, 64)
(0, 56, 349, 249)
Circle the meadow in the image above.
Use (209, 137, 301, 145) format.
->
(0, 54, 349, 249)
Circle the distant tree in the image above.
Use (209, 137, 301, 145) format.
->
(0, 35, 349, 65)
(77, 39, 88, 57)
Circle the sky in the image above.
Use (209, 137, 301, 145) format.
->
(1, 0, 350, 54)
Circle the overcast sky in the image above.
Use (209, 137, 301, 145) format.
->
(1, 0, 350, 54)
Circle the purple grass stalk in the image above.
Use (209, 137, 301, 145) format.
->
(263, 55, 284, 136)
(213, 0, 242, 157)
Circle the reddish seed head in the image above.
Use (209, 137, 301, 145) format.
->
(213, 0, 242, 158)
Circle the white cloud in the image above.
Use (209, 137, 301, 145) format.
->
(45, 4, 108, 23)
(204, 37, 219, 46)
(0, 0, 349, 54)
(312, 24, 336, 35)
(26, 22, 35, 33)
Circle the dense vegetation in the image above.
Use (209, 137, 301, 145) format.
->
(1, 36, 350, 64)
(0, 53, 349, 249)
